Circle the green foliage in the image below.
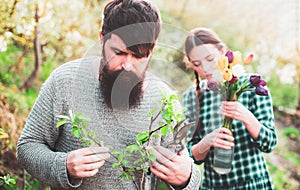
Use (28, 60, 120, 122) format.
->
(282, 127, 299, 139)
(0, 45, 22, 87)
(0, 174, 16, 189)
(268, 74, 298, 109)
(24, 173, 50, 190)
(56, 92, 185, 189)
(56, 110, 100, 147)
(267, 161, 295, 190)
(0, 128, 9, 139)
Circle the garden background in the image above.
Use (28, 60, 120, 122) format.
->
(0, 0, 300, 189)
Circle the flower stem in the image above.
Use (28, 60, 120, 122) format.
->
(222, 116, 233, 130)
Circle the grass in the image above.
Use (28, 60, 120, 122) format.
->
(264, 119, 300, 190)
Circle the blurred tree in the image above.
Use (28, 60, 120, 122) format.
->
(0, 0, 105, 90)
(296, 0, 300, 111)
(20, 4, 41, 91)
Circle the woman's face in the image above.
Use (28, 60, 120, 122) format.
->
(188, 44, 223, 81)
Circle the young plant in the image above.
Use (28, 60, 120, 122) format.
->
(56, 92, 186, 190)
(0, 174, 16, 189)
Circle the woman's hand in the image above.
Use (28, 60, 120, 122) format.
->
(202, 128, 234, 151)
(219, 100, 261, 139)
(66, 146, 110, 178)
(192, 127, 234, 161)
(219, 101, 251, 123)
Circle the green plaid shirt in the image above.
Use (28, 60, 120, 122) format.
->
(182, 74, 277, 190)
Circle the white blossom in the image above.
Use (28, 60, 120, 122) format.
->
(232, 64, 245, 77)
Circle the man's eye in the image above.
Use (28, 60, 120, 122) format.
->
(115, 51, 126, 55)
(133, 54, 147, 59)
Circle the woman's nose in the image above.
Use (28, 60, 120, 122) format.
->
(203, 61, 216, 71)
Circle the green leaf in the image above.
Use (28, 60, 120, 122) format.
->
(120, 172, 132, 180)
(10, 179, 16, 185)
(160, 126, 169, 136)
(149, 154, 156, 162)
(117, 154, 123, 161)
(82, 141, 90, 147)
(72, 128, 81, 138)
(126, 166, 135, 172)
(148, 108, 158, 117)
(0, 129, 9, 139)
(111, 150, 122, 155)
(136, 132, 149, 145)
(56, 115, 70, 120)
(55, 119, 69, 128)
(112, 163, 119, 168)
(121, 160, 128, 166)
(176, 113, 185, 120)
(151, 133, 160, 138)
(169, 94, 179, 101)
(125, 144, 140, 153)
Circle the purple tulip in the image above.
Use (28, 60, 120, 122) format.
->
(207, 80, 220, 91)
(255, 86, 269, 96)
(259, 80, 267, 86)
(225, 50, 234, 63)
(250, 75, 261, 87)
(229, 76, 238, 84)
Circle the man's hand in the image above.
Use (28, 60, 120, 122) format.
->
(149, 146, 192, 187)
(67, 146, 110, 178)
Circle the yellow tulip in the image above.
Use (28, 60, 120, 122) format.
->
(244, 53, 254, 65)
(222, 68, 233, 81)
(231, 51, 241, 66)
(218, 55, 229, 71)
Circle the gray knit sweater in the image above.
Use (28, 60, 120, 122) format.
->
(17, 56, 200, 190)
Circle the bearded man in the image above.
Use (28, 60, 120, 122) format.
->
(17, 0, 200, 189)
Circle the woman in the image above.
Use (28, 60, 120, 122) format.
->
(182, 27, 277, 189)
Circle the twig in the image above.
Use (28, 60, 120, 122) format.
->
(22, 169, 26, 190)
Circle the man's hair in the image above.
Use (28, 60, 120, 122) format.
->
(101, 0, 161, 57)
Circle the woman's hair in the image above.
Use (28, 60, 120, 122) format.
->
(184, 27, 225, 100)
(185, 27, 224, 59)
(184, 28, 225, 137)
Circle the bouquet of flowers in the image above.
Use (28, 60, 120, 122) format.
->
(209, 50, 270, 174)
(207, 50, 269, 130)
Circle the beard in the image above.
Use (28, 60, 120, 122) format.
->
(99, 61, 144, 110)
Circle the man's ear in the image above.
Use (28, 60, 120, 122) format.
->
(99, 31, 103, 44)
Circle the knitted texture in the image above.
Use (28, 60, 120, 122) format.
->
(17, 56, 200, 190)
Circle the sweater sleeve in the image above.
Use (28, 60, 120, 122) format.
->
(17, 70, 82, 189)
(170, 163, 201, 190)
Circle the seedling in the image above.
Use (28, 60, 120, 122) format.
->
(56, 92, 186, 190)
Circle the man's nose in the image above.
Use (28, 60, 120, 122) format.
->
(122, 55, 134, 71)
